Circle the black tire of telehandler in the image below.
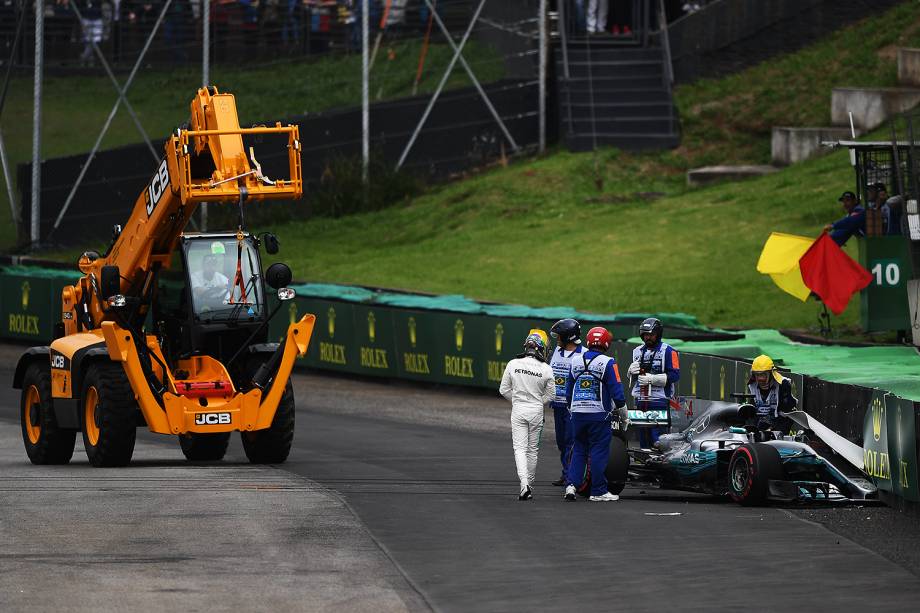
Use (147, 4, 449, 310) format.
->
(20, 363, 76, 465)
(241, 382, 295, 464)
(82, 362, 137, 467)
(179, 432, 231, 461)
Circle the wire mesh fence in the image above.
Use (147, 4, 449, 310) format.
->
(1, 0, 547, 247)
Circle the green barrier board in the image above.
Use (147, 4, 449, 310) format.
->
(0, 273, 57, 342)
(893, 398, 919, 502)
(709, 357, 735, 402)
(859, 237, 911, 333)
(863, 390, 894, 493)
(351, 305, 398, 377)
(392, 310, 439, 383)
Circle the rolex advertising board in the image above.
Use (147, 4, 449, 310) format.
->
(0, 273, 56, 341)
(863, 390, 893, 492)
(709, 358, 736, 402)
(298, 299, 360, 374)
(351, 305, 398, 377)
(483, 318, 551, 387)
(678, 353, 710, 403)
(392, 310, 438, 382)
(426, 312, 492, 387)
(893, 397, 919, 501)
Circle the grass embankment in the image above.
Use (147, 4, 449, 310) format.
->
(15, 1, 920, 331)
(267, 2, 920, 332)
(0, 40, 503, 248)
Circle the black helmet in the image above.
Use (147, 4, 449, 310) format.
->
(638, 317, 662, 341)
(550, 318, 581, 345)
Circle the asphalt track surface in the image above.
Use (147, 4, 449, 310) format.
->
(3, 346, 920, 611)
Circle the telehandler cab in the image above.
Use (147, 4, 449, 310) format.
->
(14, 87, 315, 466)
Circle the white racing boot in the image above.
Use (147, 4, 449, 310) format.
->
(564, 485, 576, 501)
(589, 492, 619, 502)
(519, 485, 533, 501)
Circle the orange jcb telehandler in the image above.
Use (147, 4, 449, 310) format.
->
(14, 87, 315, 466)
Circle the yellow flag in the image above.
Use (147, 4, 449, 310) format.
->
(756, 232, 814, 302)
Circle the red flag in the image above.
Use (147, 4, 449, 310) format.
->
(799, 233, 872, 315)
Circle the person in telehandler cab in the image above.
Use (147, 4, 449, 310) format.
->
(190, 242, 231, 308)
(748, 354, 797, 435)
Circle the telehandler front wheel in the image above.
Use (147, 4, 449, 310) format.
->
(179, 432, 231, 461)
(20, 363, 76, 465)
(241, 382, 295, 464)
(82, 363, 137, 467)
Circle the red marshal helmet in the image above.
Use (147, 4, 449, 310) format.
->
(585, 326, 612, 351)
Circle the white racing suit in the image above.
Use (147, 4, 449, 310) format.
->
(500, 356, 555, 489)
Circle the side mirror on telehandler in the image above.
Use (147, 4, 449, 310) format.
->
(265, 262, 292, 290)
(101, 265, 121, 301)
(261, 233, 280, 255)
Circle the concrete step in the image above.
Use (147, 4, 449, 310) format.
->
(686, 165, 778, 187)
(564, 132, 681, 152)
(831, 87, 920, 131)
(771, 126, 857, 165)
(898, 48, 920, 87)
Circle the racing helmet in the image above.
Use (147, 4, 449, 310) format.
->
(522, 333, 547, 362)
(585, 326, 612, 352)
(528, 328, 549, 348)
(750, 354, 783, 384)
(550, 318, 581, 345)
(638, 317, 663, 343)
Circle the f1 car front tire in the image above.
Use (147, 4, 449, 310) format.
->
(728, 443, 782, 506)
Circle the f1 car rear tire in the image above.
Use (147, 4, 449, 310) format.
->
(179, 432, 231, 461)
(241, 381, 295, 464)
(605, 435, 629, 495)
(20, 362, 76, 465)
(81, 362, 137, 467)
(728, 443, 782, 506)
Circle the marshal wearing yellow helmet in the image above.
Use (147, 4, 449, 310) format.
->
(747, 354, 797, 434)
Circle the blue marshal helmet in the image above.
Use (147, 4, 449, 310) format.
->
(550, 318, 581, 345)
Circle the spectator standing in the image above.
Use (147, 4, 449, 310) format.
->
(280, 0, 302, 47)
(825, 190, 865, 245)
(586, 0, 607, 34)
(79, 0, 105, 66)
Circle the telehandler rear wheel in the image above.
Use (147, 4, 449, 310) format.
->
(82, 363, 137, 467)
(241, 382, 295, 464)
(20, 363, 76, 465)
(179, 432, 231, 461)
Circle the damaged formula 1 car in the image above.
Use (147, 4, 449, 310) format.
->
(603, 400, 876, 506)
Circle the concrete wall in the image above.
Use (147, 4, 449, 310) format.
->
(831, 87, 920, 131)
(772, 126, 854, 165)
(898, 48, 920, 87)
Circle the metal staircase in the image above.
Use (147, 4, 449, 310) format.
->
(555, 2, 680, 152)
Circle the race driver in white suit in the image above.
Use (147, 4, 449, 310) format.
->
(500, 332, 555, 501)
